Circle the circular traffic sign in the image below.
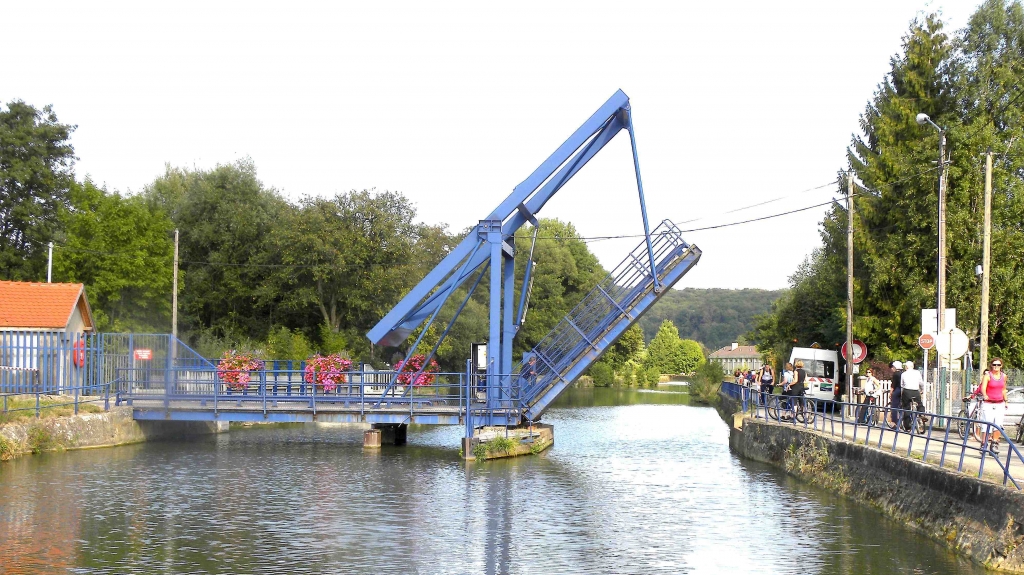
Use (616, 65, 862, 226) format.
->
(918, 333, 935, 350)
(841, 340, 868, 363)
(934, 328, 970, 360)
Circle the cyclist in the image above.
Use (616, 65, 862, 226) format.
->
(979, 358, 1008, 455)
(900, 360, 923, 431)
(857, 367, 880, 424)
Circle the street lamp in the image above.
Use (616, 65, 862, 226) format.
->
(916, 112, 947, 336)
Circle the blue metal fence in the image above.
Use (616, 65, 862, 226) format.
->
(0, 332, 213, 395)
(726, 382, 1024, 489)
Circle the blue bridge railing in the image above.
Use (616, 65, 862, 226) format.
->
(724, 382, 1024, 490)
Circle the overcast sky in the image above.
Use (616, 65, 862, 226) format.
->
(2, 0, 979, 290)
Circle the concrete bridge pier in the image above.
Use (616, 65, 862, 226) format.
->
(364, 423, 407, 448)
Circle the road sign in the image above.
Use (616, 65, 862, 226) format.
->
(134, 348, 153, 361)
(933, 328, 969, 360)
(841, 340, 867, 363)
(918, 333, 935, 350)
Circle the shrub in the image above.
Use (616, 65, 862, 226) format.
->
(27, 424, 57, 454)
(0, 435, 16, 461)
(590, 362, 615, 387)
(689, 360, 724, 404)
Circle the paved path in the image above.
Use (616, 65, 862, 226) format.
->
(748, 401, 1024, 489)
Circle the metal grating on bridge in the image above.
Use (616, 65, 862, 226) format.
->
(519, 219, 700, 419)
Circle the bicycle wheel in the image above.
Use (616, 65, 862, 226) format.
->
(765, 396, 778, 420)
(956, 409, 968, 440)
(796, 398, 817, 424)
(866, 404, 879, 427)
(1016, 413, 1024, 444)
(971, 407, 986, 443)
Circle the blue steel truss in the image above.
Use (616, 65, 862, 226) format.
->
(366, 90, 700, 425)
(519, 220, 699, 419)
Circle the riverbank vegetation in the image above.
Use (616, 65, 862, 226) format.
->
(0, 397, 102, 425)
(750, 0, 1024, 367)
(687, 361, 724, 404)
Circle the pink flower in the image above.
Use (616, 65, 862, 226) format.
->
(394, 354, 440, 386)
(304, 354, 353, 392)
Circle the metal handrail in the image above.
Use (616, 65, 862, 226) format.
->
(732, 383, 1024, 489)
(1, 379, 113, 419)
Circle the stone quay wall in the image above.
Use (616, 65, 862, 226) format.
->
(0, 407, 227, 459)
(719, 392, 1024, 573)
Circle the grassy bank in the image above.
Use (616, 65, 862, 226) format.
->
(0, 396, 103, 425)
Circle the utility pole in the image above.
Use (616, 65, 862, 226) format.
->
(846, 173, 855, 396)
(47, 242, 53, 283)
(172, 229, 179, 345)
(980, 150, 993, 369)
(937, 130, 948, 335)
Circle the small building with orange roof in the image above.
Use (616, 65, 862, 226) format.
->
(0, 281, 95, 334)
(0, 281, 96, 392)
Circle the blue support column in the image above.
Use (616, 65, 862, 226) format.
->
(487, 222, 503, 409)
(502, 241, 516, 407)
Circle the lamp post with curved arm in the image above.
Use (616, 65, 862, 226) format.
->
(916, 112, 947, 336)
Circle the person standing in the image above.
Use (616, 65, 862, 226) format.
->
(900, 360, 923, 431)
(979, 358, 1009, 454)
(783, 360, 808, 420)
(889, 360, 904, 427)
(857, 367, 881, 424)
(758, 363, 775, 397)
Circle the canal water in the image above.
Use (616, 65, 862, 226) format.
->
(0, 388, 985, 574)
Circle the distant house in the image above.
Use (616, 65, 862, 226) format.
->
(0, 281, 95, 392)
(709, 343, 761, 374)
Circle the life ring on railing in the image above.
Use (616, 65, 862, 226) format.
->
(73, 340, 86, 368)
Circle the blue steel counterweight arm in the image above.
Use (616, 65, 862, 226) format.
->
(366, 90, 668, 417)
(367, 90, 633, 348)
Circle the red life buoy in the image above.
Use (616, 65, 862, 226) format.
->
(73, 340, 86, 368)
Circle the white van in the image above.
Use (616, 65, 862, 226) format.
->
(789, 347, 839, 402)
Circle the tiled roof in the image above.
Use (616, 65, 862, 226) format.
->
(709, 345, 760, 358)
(0, 281, 92, 329)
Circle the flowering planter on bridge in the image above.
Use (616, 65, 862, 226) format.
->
(216, 352, 265, 393)
(394, 354, 440, 386)
(304, 354, 353, 393)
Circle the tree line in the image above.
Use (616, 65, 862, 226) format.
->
(751, 0, 1024, 368)
(0, 101, 706, 378)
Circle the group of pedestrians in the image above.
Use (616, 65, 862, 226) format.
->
(742, 353, 1015, 456)
(744, 361, 809, 419)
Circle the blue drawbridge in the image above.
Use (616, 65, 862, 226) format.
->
(367, 89, 702, 430)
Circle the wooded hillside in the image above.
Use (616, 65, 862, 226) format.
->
(639, 288, 783, 350)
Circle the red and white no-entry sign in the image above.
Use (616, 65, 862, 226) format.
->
(918, 333, 935, 350)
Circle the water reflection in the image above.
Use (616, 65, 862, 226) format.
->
(0, 387, 983, 574)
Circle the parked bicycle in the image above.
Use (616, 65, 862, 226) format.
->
(856, 396, 880, 426)
(958, 393, 985, 443)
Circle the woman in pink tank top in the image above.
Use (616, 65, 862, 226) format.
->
(980, 357, 1009, 454)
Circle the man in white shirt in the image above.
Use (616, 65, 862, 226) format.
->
(900, 360, 923, 430)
